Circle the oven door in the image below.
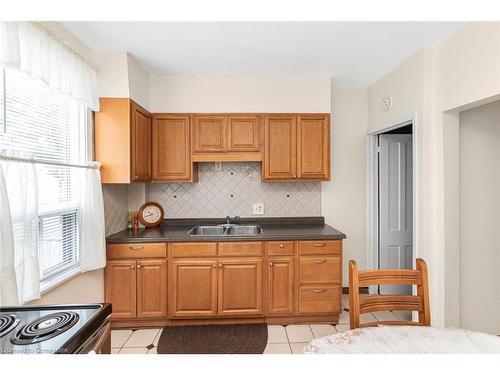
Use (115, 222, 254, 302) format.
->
(74, 316, 111, 354)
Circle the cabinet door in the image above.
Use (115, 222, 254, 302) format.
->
(297, 115, 330, 180)
(263, 115, 297, 180)
(137, 259, 167, 318)
(227, 115, 260, 152)
(171, 259, 218, 317)
(152, 115, 193, 181)
(268, 257, 294, 315)
(105, 260, 137, 319)
(193, 115, 227, 153)
(218, 258, 263, 316)
(130, 102, 152, 181)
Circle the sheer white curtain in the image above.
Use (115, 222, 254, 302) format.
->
(0, 151, 40, 305)
(0, 21, 99, 111)
(0, 165, 18, 305)
(79, 162, 106, 272)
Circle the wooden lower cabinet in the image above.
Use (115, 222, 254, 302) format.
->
(218, 258, 263, 316)
(298, 285, 341, 314)
(105, 260, 137, 319)
(105, 258, 167, 320)
(137, 259, 167, 318)
(106, 239, 343, 326)
(171, 259, 218, 318)
(267, 257, 294, 315)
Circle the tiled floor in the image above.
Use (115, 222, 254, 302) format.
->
(111, 295, 412, 354)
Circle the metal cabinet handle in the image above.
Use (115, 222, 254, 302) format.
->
(129, 246, 144, 250)
(130, 265, 135, 269)
(270, 262, 274, 266)
(212, 264, 216, 268)
(137, 264, 141, 269)
(279, 243, 284, 248)
(312, 288, 326, 294)
(219, 264, 223, 268)
(293, 175, 297, 178)
(313, 259, 327, 264)
(313, 243, 326, 247)
(298, 175, 301, 178)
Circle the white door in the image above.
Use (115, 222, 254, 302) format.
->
(378, 134, 413, 295)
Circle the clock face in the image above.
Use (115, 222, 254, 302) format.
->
(143, 205, 162, 223)
(139, 202, 164, 227)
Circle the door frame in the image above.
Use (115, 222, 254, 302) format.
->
(367, 113, 420, 298)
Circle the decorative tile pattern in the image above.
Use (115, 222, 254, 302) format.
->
(148, 162, 321, 218)
(102, 184, 129, 235)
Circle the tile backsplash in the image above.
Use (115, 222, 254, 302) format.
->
(148, 162, 321, 218)
(102, 184, 128, 235)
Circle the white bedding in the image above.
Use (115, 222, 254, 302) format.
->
(303, 325, 500, 354)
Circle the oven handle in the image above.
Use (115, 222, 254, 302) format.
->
(88, 321, 111, 354)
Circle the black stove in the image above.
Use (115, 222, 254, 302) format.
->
(0, 304, 111, 354)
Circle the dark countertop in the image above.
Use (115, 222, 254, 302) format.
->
(106, 217, 346, 244)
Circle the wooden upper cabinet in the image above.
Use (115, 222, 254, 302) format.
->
(263, 115, 297, 180)
(218, 258, 263, 316)
(297, 115, 330, 180)
(193, 115, 227, 153)
(152, 114, 196, 182)
(105, 260, 137, 319)
(136, 259, 167, 318)
(131, 102, 152, 182)
(227, 115, 261, 152)
(191, 115, 262, 161)
(263, 114, 330, 181)
(95, 98, 151, 183)
(171, 259, 218, 318)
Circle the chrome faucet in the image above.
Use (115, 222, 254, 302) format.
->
(226, 216, 240, 225)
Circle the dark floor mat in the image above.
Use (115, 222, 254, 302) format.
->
(156, 323, 268, 354)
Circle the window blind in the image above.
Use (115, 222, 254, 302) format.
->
(0, 68, 86, 280)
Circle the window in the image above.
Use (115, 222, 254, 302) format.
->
(0, 68, 88, 282)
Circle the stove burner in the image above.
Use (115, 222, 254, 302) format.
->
(0, 313, 20, 338)
(10, 312, 79, 345)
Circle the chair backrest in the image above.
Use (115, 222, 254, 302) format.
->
(348, 258, 431, 329)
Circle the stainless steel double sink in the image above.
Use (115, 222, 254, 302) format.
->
(187, 225, 263, 237)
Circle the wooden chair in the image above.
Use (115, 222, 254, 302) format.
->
(348, 258, 431, 329)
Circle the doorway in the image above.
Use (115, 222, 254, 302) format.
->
(368, 116, 418, 297)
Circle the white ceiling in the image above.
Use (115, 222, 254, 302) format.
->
(62, 22, 467, 87)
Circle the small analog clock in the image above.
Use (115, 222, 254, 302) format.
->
(138, 202, 164, 228)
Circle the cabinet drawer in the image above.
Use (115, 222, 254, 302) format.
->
(218, 242, 263, 256)
(298, 240, 342, 255)
(267, 241, 295, 256)
(107, 243, 166, 259)
(298, 285, 341, 314)
(170, 242, 217, 257)
(299, 256, 341, 284)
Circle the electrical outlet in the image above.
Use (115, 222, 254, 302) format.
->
(252, 202, 264, 215)
(214, 162, 223, 172)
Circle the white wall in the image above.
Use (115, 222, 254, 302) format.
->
(149, 76, 331, 113)
(93, 52, 130, 98)
(29, 270, 104, 305)
(323, 87, 368, 286)
(458, 101, 500, 334)
(127, 54, 150, 110)
(438, 22, 500, 112)
(368, 51, 424, 128)
(366, 22, 500, 328)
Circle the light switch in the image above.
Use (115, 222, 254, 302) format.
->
(252, 202, 264, 215)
